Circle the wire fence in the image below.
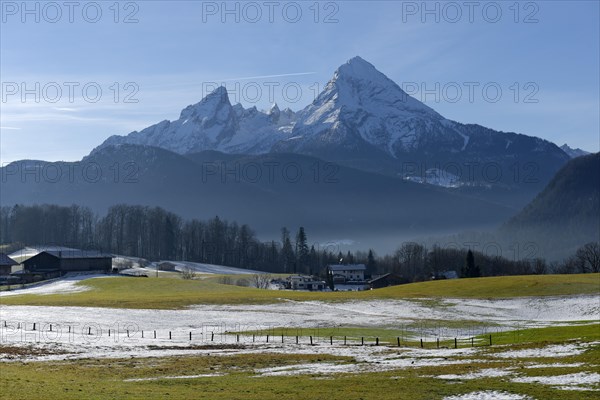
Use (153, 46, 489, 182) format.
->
(0, 320, 539, 349)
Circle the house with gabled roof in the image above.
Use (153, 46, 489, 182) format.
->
(0, 253, 18, 276)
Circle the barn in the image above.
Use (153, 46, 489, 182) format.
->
(10, 247, 113, 277)
(369, 273, 407, 289)
(0, 253, 18, 276)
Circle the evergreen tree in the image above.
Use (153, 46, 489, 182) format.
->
(295, 227, 309, 274)
(281, 227, 294, 273)
(367, 249, 377, 274)
(345, 250, 355, 264)
(309, 245, 318, 275)
(462, 249, 480, 278)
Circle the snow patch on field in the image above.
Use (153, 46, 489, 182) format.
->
(434, 368, 514, 380)
(512, 372, 600, 391)
(124, 373, 225, 382)
(524, 362, 584, 369)
(0, 275, 111, 297)
(256, 362, 355, 376)
(491, 343, 588, 359)
(443, 391, 532, 400)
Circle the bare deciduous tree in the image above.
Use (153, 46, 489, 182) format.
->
(576, 242, 600, 273)
(252, 274, 272, 289)
(181, 266, 197, 280)
(218, 276, 233, 285)
(236, 278, 250, 287)
(531, 258, 547, 275)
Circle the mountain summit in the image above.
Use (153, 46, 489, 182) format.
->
(274, 56, 445, 157)
(99, 85, 295, 155)
(94, 56, 569, 198)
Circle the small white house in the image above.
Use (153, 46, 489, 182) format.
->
(327, 264, 366, 283)
(289, 275, 327, 291)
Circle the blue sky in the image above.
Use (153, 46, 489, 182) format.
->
(1, 0, 598, 163)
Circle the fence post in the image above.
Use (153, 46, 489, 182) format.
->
(127, 329, 129, 338)
(310, 336, 313, 345)
(361, 337, 364, 346)
(437, 338, 439, 349)
(330, 336, 333, 345)
(267, 335, 269, 343)
(49, 324, 52, 332)
(454, 338, 457, 349)
(345, 336, 347, 346)
(420, 339, 423, 348)
(471, 337, 474, 347)
(397, 337, 400, 347)
(296, 335, 298, 344)
(237, 334, 240, 343)
(169, 331, 172, 340)
(154, 330, 156, 339)
(253, 334, 255, 343)
(211, 332, 214, 342)
(108, 329, 111, 337)
(33, 323, 36, 331)
(282, 334, 284, 343)
(489, 335, 492, 346)
(142, 331, 144, 339)
(190, 332, 192, 341)
(88, 327, 92, 335)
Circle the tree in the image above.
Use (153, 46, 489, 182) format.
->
(462, 249, 481, 278)
(367, 249, 377, 274)
(576, 242, 600, 273)
(396, 242, 426, 281)
(326, 266, 334, 291)
(295, 227, 309, 273)
(308, 245, 318, 275)
(281, 228, 294, 273)
(181, 266, 197, 280)
(252, 274, 272, 289)
(531, 258, 547, 275)
(345, 250, 355, 264)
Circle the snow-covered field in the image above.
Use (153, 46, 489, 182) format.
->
(0, 292, 598, 362)
(1, 275, 598, 397)
(0, 274, 113, 297)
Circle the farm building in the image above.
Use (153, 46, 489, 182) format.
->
(157, 261, 177, 271)
(327, 264, 367, 284)
(369, 273, 407, 289)
(9, 246, 113, 279)
(288, 275, 327, 291)
(0, 253, 18, 276)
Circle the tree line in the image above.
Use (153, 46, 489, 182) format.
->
(0, 204, 598, 278)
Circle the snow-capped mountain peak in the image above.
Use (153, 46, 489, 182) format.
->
(180, 85, 231, 120)
(93, 56, 568, 178)
(276, 56, 445, 156)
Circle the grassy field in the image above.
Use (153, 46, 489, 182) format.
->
(0, 273, 598, 309)
(1, 274, 598, 399)
(1, 340, 598, 400)
(234, 322, 600, 347)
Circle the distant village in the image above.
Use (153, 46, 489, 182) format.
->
(0, 246, 462, 292)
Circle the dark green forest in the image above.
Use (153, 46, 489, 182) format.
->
(1, 203, 597, 280)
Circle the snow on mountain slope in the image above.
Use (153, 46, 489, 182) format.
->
(93, 57, 465, 158)
(285, 56, 447, 155)
(93, 56, 568, 192)
(98, 87, 296, 155)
